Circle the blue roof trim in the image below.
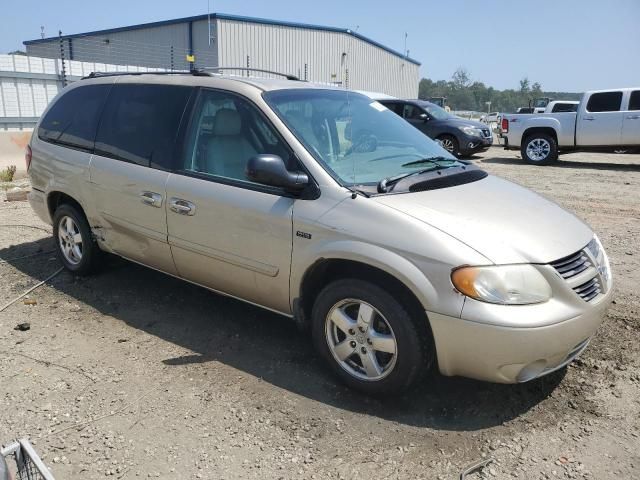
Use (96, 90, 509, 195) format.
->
(23, 12, 421, 66)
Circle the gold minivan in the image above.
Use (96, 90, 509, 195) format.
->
(28, 72, 612, 395)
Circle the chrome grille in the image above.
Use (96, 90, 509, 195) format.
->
(573, 277, 601, 302)
(550, 238, 609, 303)
(550, 251, 590, 279)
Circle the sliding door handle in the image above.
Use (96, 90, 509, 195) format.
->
(169, 198, 196, 216)
(140, 191, 163, 208)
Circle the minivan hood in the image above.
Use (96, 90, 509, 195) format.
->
(374, 175, 593, 264)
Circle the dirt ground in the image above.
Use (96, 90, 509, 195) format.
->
(1, 147, 639, 480)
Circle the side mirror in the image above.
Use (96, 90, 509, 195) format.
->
(420, 113, 429, 121)
(246, 154, 309, 193)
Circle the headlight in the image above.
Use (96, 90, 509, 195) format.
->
(451, 265, 552, 305)
(458, 125, 482, 137)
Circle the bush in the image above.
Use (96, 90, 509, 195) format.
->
(0, 165, 17, 182)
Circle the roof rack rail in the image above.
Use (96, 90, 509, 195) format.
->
(198, 67, 300, 81)
(82, 70, 211, 80)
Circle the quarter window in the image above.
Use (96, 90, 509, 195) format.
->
(629, 91, 640, 111)
(551, 103, 578, 113)
(94, 84, 192, 169)
(38, 84, 110, 151)
(182, 89, 293, 184)
(402, 104, 424, 119)
(586, 92, 623, 112)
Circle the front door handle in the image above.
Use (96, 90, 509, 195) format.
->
(140, 191, 163, 208)
(582, 116, 595, 121)
(169, 198, 196, 216)
(626, 114, 640, 120)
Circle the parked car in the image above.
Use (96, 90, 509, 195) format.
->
(376, 99, 493, 157)
(480, 112, 500, 124)
(544, 101, 579, 113)
(28, 73, 613, 395)
(501, 87, 640, 164)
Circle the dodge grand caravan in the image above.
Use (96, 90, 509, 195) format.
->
(27, 71, 613, 395)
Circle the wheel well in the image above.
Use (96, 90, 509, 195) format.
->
(522, 127, 557, 145)
(47, 192, 84, 219)
(297, 259, 428, 331)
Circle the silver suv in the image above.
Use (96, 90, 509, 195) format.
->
(27, 72, 613, 395)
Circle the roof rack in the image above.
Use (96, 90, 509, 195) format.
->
(82, 67, 300, 81)
(198, 67, 301, 81)
(82, 70, 211, 80)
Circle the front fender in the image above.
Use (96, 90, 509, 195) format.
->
(291, 239, 461, 317)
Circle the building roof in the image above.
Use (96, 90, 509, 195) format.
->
(23, 12, 421, 66)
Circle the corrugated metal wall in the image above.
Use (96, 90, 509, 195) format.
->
(26, 24, 200, 71)
(0, 54, 168, 131)
(216, 19, 418, 97)
(25, 19, 418, 97)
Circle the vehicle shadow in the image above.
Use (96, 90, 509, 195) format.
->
(1, 237, 566, 432)
(481, 156, 640, 171)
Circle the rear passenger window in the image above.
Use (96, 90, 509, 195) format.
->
(629, 91, 640, 111)
(38, 84, 110, 151)
(95, 84, 192, 169)
(586, 92, 622, 112)
(551, 103, 578, 113)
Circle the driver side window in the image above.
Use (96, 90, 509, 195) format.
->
(182, 90, 293, 183)
(402, 104, 423, 120)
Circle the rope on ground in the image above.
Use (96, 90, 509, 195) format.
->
(0, 350, 96, 384)
(0, 267, 63, 313)
(44, 381, 166, 439)
(0, 224, 52, 234)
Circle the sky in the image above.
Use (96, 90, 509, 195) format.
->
(2, 0, 639, 92)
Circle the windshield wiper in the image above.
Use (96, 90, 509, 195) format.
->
(401, 156, 455, 168)
(377, 158, 454, 193)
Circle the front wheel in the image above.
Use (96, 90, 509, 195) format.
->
(311, 279, 433, 395)
(521, 133, 558, 165)
(437, 134, 460, 157)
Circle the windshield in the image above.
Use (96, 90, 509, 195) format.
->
(263, 89, 459, 186)
(420, 102, 451, 120)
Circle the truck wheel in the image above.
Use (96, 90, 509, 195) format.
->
(311, 279, 434, 396)
(53, 204, 102, 275)
(522, 133, 558, 165)
(437, 135, 460, 157)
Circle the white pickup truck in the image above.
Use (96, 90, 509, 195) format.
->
(501, 88, 640, 164)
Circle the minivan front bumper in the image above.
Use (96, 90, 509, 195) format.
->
(427, 290, 612, 383)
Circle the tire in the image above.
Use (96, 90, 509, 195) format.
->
(437, 134, 460, 158)
(52, 203, 101, 275)
(311, 279, 434, 396)
(521, 133, 558, 165)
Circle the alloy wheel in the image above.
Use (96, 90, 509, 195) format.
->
(325, 299, 398, 381)
(439, 138, 455, 153)
(526, 138, 551, 162)
(57, 215, 83, 265)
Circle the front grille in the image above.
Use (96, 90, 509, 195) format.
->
(482, 128, 491, 137)
(550, 250, 590, 279)
(574, 277, 601, 302)
(549, 239, 609, 303)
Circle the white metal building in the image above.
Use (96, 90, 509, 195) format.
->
(24, 13, 420, 98)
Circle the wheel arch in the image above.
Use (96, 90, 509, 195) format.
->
(522, 126, 558, 145)
(47, 191, 86, 220)
(293, 244, 437, 332)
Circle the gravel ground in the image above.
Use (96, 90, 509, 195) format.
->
(0, 147, 638, 479)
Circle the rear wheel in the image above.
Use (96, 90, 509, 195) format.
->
(311, 279, 433, 395)
(437, 134, 460, 157)
(522, 133, 558, 165)
(52, 204, 101, 275)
